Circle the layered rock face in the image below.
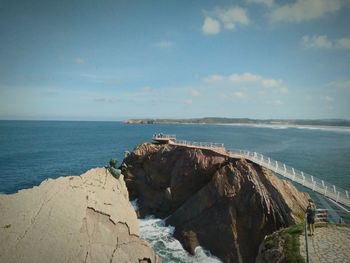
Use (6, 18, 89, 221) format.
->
(123, 143, 309, 263)
(0, 168, 160, 263)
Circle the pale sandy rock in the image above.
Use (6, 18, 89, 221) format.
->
(0, 168, 160, 263)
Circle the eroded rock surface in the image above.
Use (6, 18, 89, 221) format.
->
(0, 168, 160, 263)
(123, 143, 309, 263)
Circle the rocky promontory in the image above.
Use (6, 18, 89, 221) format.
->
(122, 143, 309, 263)
(0, 168, 160, 263)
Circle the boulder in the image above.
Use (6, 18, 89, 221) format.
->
(0, 168, 160, 263)
(123, 143, 309, 263)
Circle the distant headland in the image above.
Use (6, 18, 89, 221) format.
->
(124, 117, 350, 127)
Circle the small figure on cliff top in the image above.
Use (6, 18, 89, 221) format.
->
(306, 199, 316, 236)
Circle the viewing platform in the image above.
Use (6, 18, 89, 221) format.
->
(153, 134, 225, 152)
(152, 134, 177, 144)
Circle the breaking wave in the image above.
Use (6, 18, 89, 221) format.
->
(131, 200, 222, 263)
(221, 123, 350, 133)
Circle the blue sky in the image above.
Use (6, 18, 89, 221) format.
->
(0, 0, 350, 121)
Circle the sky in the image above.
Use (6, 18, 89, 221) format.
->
(0, 0, 350, 121)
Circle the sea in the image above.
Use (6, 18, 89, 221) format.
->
(1, 120, 350, 262)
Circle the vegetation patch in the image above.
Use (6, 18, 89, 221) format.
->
(259, 224, 305, 263)
(280, 224, 305, 263)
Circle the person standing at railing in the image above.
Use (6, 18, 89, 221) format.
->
(306, 199, 316, 236)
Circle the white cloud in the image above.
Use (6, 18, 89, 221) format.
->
(302, 35, 350, 49)
(141, 86, 155, 93)
(75, 58, 85, 64)
(337, 37, 350, 49)
(203, 74, 225, 82)
(190, 89, 201, 97)
(246, 0, 274, 8)
(202, 17, 220, 35)
(327, 80, 350, 90)
(273, 100, 283, 106)
(203, 72, 288, 93)
(228, 72, 261, 83)
(215, 6, 250, 30)
(269, 0, 342, 23)
(323, 95, 335, 109)
(153, 40, 173, 48)
(267, 99, 283, 106)
(93, 97, 118, 104)
(202, 6, 249, 35)
(231, 91, 246, 98)
(184, 99, 193, 105)
(302, 35, 333, 49)
(324, 96, 334, 103)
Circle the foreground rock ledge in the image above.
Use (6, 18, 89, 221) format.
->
(123, 143, 309, 263)
(0, 168, 160, 263)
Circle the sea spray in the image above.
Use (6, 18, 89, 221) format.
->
(131, 200, 222, 263)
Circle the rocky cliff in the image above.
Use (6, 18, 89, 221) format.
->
(0, 168, 160, 263)
(122, 143, 309, 263)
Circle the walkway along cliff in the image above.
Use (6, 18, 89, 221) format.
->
(122, 142, 310, 263)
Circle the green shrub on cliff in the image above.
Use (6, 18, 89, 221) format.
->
(258, 224, 305, 263)
(281, 224, 304, 263)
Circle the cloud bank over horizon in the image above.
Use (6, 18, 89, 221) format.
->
(0, 0, 349, 120)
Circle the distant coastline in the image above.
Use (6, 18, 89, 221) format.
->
(124, 117, 350, 127)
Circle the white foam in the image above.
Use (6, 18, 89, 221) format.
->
(219, 123, 350, 133)
(139, 216, 222, 263)
(130, 199, 222, 262)
(294, 125, 350, 133)
(219, 123, 289, 129)
(130, 199, 139, 210)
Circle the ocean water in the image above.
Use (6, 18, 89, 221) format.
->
(1, 121, 349, 194)
(1, 120, 350, 261)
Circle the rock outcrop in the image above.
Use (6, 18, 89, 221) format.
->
(122, 143, 309, 263)
(0, 168, 160, 263)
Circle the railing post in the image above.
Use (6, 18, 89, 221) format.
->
(292, 168, 296, 180)
(283, 164, 286, 174)
(302, 172, 305, 186)
(333, 185, 336, 194)
(346, 190, 349, 199)
(268, 158, 271, 167)
(304, 214, 310, 263)
(275, 161, 278, 172)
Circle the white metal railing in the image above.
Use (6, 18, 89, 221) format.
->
(153, 134, 177, 140)
(304, 213, 310, 263)
(173, 140, 225, 149)
(151, 134, 350, 210)
(230, 149, 350, 209)
(315, 209, 329, 222)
